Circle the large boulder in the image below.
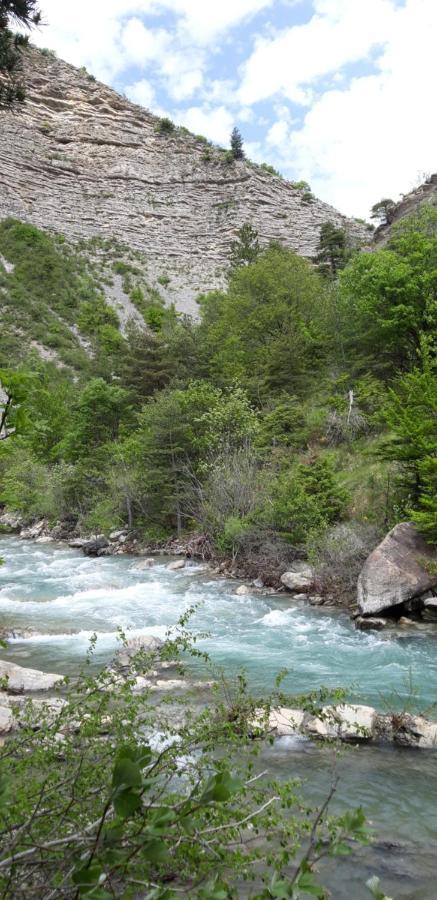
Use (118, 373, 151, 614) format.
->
(357, 523, 437, 616)
(280, 563, 314, 593)
(0, 660, 64, 693)
(82, 535, 109, 556)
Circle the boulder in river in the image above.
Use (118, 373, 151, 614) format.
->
(357, 523, 437, 616)
(355, 616, 388, 631)
(113, 635, 164, 670)
(280, 563, 314, 593)
(167, 559, 186, 571)
(82, 535, 110, 556)
(0, 660, 64, 694)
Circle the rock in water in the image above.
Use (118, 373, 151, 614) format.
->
(0, 661, 64, 693)
(82, 535, 109, 556)
(167, 559, 186, 571)
(113, 635, 164, 670)
(357, 522, 437, 616)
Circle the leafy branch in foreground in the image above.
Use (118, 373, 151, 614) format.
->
(0, 627, 371, 898)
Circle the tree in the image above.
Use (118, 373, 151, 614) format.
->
(380, 345, 437, 507)
(230, 126, 244, 160)
(57, 378, 132, 462)
(370, 198, 396, 226)
(229, 223, 260, 268)
(0, 0, 41, 107)
(315, 222, 349, 279)
(0, 367, 31, 439)
(199, 245, 325, 399)
(337, 206, 437, 374)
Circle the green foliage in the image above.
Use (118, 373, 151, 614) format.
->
(315, 222, 350, 279)
(0, 1, 41, 106)
(269, 457, 348, 545)
(337, 206, 437, 373)
(199, 244, 325, 398)
(0, 634, 369, 897)
(259, 162, 283, 178)
(0, 219, 111, 368)
(230, 126, 244, 160)
(379, 345, 437, 536)
(229, 222, 260, 269)
(291, 181, 311, 191)
(157, 116, 175, 134)
(370, 198, 396, 225)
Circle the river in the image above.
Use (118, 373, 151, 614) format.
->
(1, 536, 437, 898)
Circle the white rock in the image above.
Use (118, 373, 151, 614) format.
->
(304, 704, 375, 741)
(167, 559, 186, 571)
(394, 715, 437, 749)
(280, 564, 314, 593)
(135, 558, 156, 569)
(36, 535, 53, 543)
(0, 660, 64, 694)
(253, 578, 264, 589)
(109, 530, 127, 542)
(0, 705, 14, 734)
(269, 708, 305, 736)
(357, 522, 436, 616)
(235, 584, 251, 596)
(334, 704, 376, 740)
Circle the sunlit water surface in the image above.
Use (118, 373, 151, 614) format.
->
(1, 537, 437, 897)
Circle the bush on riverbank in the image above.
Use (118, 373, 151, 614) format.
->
(0, 632, 369, 897)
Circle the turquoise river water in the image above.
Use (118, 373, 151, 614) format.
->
(1, 536, 437, 898)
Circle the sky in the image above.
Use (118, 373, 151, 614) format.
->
(29, 0, 436, 218)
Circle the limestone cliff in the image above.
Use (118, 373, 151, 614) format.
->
(0, 49, 369, 315)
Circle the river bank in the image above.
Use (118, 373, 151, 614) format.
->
(1, 534, 437, 896)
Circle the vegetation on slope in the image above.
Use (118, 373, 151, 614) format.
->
(0, 205, 436, 596)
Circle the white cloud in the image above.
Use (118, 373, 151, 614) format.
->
(176, 105, 234, 144)
(263, 0, 437, 217)
(124, 78, 156, 110)
(238, 0, 399, 105)
(120, 19, 171, 66)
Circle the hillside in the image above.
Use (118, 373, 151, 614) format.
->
(0, 48, 370, 316)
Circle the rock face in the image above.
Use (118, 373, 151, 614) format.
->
(0, 49, 369, 318)
(357, 523, 437, 616)
(374, 174, 437, 246)
(0, 660, 63, 693)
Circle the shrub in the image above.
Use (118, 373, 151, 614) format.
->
(157, 117, 175, 134)
(0, 634, 369, 896)
(269, 457, 348, 545)
(310, 522, 380, 604)
(157, 274, 170, 287)
(259, 163, 282, 178)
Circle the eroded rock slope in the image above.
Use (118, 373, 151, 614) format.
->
(0, 49, 369, 314)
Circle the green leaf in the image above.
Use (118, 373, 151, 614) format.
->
(72, 862, 104, 894)
(112, 756, 142, 790)
(112, 787, 142, 818)
(199, 770, 243, 804)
